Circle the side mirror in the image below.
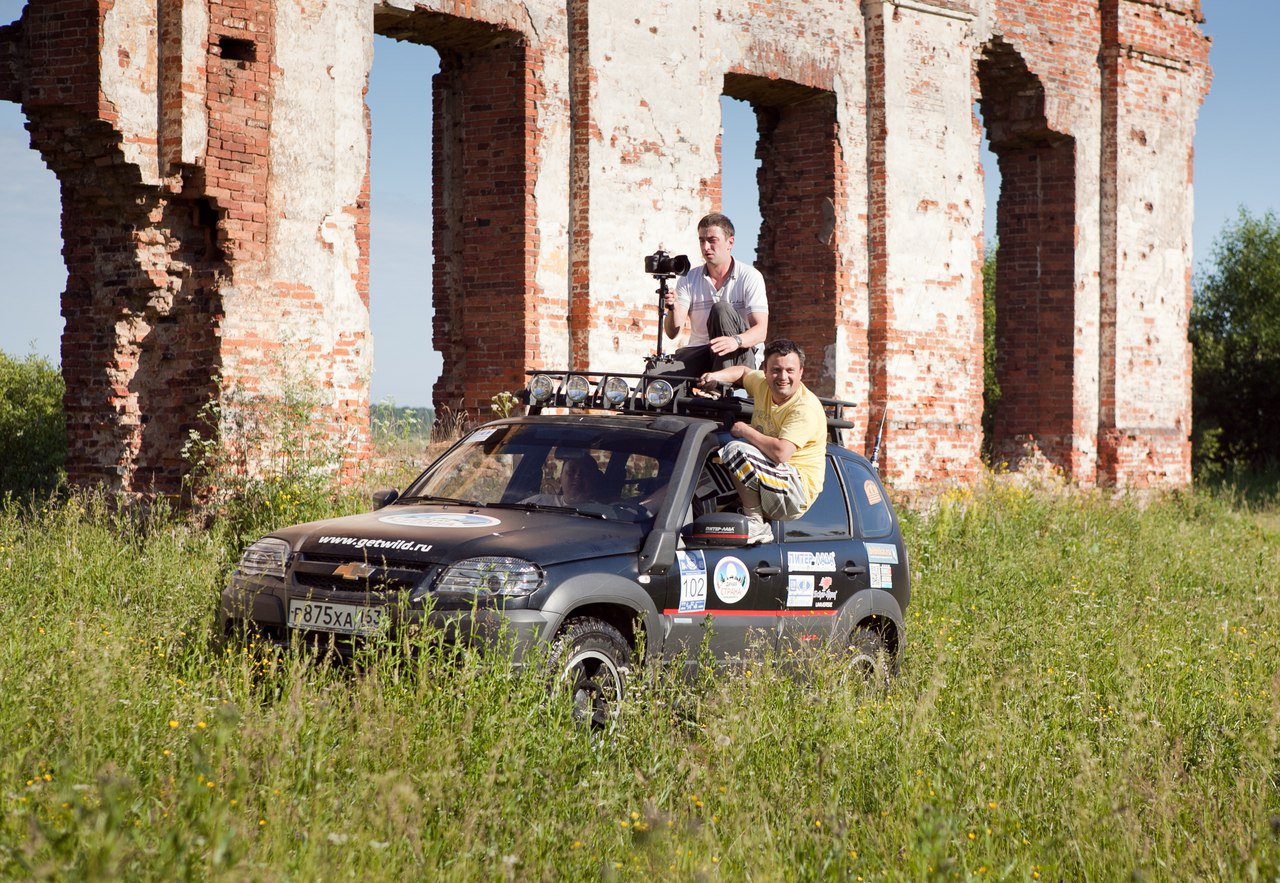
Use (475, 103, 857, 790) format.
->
(371, 488, 399, 510)
(683, 512, 749, 547)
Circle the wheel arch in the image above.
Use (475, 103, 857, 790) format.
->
(833, 588, 905, 659)
(540, 575, 661, 659)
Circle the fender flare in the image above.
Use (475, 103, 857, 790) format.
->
(538, 574, 663, 658)
(832, 588, 905, 652)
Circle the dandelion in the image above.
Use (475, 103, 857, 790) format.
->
(968, 832, 976, 840)
(259, 819, 267, 826)
(196, 721, 207, 729)
(988, 801, 998, 810)
(168, 720, 179, 729)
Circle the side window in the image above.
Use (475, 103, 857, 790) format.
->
(783, 457, 850, 540)
(840, 458, 893, 538)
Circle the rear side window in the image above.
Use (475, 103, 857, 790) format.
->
(840, 458, 893, 538)
(783, 457, 850, 540)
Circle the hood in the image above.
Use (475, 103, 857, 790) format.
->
(271, 504, 644, 567)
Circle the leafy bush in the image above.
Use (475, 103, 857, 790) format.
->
(183, 373, 364, 558)
(1191, 208, 1280, 474)
(0, 349, 65, 498)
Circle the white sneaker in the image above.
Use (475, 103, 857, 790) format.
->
(745, 514, 774, 545)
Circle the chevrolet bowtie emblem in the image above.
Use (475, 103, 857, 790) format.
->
(333, 561, 377, 580)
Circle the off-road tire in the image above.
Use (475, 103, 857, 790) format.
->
(548, 617, 631, 728)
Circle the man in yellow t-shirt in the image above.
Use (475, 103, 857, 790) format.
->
(697, 339, 827, 544)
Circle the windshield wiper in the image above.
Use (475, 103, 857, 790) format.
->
(395, 494, 482, 507)
(487, 501, 607, 519)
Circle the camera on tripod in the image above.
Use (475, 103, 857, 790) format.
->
(644, 249, 691, 278)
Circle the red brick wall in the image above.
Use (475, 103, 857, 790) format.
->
(430, 34, 545, 411)
(990, 140, 1080, 469)
(748, 88, 843, 398)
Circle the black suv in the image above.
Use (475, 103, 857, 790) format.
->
(219, 372, 910, 721)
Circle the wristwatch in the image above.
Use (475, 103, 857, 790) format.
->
(733, 334, 743, 349)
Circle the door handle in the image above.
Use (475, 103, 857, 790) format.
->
(755, 564, 781, 577)
(844, 564, 867, 577)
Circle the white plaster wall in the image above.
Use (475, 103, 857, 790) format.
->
(1113, 57, 1202, 432)
(582, 1, 720, 375)
(525, 2, 573, 372)
(263, 0, 373, 400)
(101, 0, 161, 184)
(877, 2, 986, 482)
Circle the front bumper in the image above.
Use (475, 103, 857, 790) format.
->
(218, 574, 556, 660)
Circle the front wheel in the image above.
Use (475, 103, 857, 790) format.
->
(548, 617, 631, 728)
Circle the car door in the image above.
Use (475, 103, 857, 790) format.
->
(663, 455, 785, 665)
(777, 455, 865, 650)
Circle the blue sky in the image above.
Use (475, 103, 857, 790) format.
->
(1, 1, 1275, 406)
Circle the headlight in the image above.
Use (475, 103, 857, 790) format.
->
(602, 376, 630, 407)
(645, 378, 674, 408)
(238, 537, 290, 579)
(434, 556, 544, 597)
(528, 373, 555, 404)
(564, 374, 591, 406)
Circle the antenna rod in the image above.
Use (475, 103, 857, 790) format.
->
(870, 407, 888, 471)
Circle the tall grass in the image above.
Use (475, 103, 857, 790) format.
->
(1, 480, 1277, 879)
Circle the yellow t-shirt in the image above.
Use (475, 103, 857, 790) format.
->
(741, 371, 827, 504)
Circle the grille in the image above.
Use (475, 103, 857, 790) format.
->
(291, 554, 435, 595)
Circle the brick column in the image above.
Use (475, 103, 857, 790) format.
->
(863, 0, 984, 487)
(1098, 0, 1210, 488)
(745, 85, 845, 398)
(431, 37, 545, 411)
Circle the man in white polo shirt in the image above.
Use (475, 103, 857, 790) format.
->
(660, 213, 769, 377)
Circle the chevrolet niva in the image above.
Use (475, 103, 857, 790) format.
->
(219, 371, 910, 723)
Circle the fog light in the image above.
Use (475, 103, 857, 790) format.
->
(528, 374, 555, 404)
(564, 374, 591, 406)
(645, 378, 674, 408)
(602, 376, 630, 408)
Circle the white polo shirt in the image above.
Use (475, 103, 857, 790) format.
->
(674, 258, 768, 346)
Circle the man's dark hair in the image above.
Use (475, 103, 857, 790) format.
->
(698, 212, 735, 238)
(763, 338, 806, 370)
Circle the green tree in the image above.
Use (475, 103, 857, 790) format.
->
(0, 350, 66, 497)
(1190, 208, 1280, 470)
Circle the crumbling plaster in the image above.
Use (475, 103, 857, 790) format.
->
(0, 0, 1210, 493)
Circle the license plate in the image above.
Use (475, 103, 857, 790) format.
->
(288, 600, 385, 636)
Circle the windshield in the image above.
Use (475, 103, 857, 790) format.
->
(400, 422, 683, 523)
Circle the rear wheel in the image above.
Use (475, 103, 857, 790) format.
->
(548, 617, 631, 728)
(847, 626, 892, 692)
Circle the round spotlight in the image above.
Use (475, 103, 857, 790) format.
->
(527, 374, 555, 404)
(645, 378, 674, 409)
(602, 376, 630, 408)
(564, 374, 592, 406)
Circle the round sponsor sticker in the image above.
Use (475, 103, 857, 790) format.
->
(378, 512, 501, 529)
(713, 556, 751, 604)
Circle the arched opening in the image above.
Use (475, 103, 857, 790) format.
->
(373, 7, 545, 412)
(977, 38, 1079, 473)
(367, 35, 440, 412)
(718, 95, 761, 263)
(723, 73, 842, 396)
(0, 100, 64, 364)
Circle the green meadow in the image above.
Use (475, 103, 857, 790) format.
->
(0, 478, 1277, 880)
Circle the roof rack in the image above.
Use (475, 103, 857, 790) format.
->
(516, 369, 857, 444)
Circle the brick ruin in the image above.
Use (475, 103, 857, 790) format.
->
(0, 0, 1210, 493)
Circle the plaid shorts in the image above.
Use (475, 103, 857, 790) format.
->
(719, 439, 811, 520)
